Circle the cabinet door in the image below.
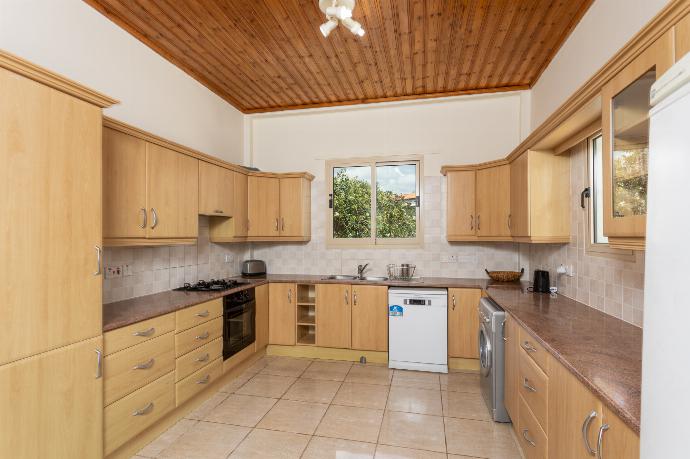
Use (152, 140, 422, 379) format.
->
(504, 315, 519, 421)
(199, 161, 234, 217)
(476, 165, 511, 237)
(0, 337, 103, 458)
(677, 13, 690, 61)
(448, 289, 482, 358)
(351, 285, 388, 351)
(316, 284, 352, 349)
(280, 177, 309, 237)
(147, 143, 199, 238)
(269, 283, 296, 345)
(446, 170, 476, 237)
(510, 152, 530, 237)
(248, 176, 280, 237)
(255, 284, 270, 350)
(548, 357, 603, 459)
(599, 406, 640, 459)
(0, 68, 102, 364)
(233, 172, 249, 237)
(602, 30, 673, 239)
(103, 127, 147, 238)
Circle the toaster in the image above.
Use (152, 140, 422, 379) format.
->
(242, 259, 266, 277)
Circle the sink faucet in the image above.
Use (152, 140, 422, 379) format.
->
(357, 263, 369, 278)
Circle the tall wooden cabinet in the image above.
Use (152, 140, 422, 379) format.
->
(448, 289, 482, 358)
(0, 52, 114, 458)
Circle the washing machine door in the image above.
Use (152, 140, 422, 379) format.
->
(479, 323, 492, 377)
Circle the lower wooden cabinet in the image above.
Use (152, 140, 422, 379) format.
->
(175, 357, 222, 406)
(255, 283, 270, 350)
(316, 284, 352, 349)
(269, 283, 296, 345)
(600, 406, 640, 459)
(448, 289, 482, 358)
(174, 317, 223, 357)
(504, 314, 519, 420)
(518, 395, 548, 459)
(351, 285, 388, 351)
(175, 337, 222, 382)
(104, 312, 175, 355)
(0, 337, 104, 459)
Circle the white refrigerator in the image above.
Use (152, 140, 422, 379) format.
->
(641, 52, 690, 458)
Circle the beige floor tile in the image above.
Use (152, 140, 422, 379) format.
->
(374, 444, 447, 458)
(257, 399, 329, 434)
(345, 364, 393, 385)
(203, 394, 277, 427)
(386, 386, 443, 416)
(260, 357, 312, 377)
(283, 378, 342, 403)
(302, 436, 376, 459)
(243, 357, 270, 374)
(158, 421, 250, 459)
(444, 417, 522, 458)
(302, 360, 353, 381)
(378, 411, 446, 453)
(184, 391, 229, 420)
(391, 370, 441, 390)
(315, 405, 384, 443)
(136, 419, 197, 457)
(440, 372, 481, 393)
(442, 391, 491, 420)
(219, 370, 256, 393)
(332, 382, 390, 409)
(230, 428, 310, 459)
(235, 374, 297, 398)
(447, 455, 485, 459)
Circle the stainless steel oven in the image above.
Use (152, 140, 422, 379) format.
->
(223, 287, 255, 360)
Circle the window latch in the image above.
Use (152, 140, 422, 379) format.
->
(580, 187, 591, 209)
(415, 196, 420, 207)
(328, 193, 333, 209)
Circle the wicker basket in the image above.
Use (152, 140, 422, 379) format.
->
(485, 268, 524, 282)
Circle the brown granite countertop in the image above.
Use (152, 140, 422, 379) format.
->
(102, 274, 641, 433)
(486, 284, 642, 434)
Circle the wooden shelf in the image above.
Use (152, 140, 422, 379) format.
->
(296, 302, 315, 306)
(296, 324, 315, 346)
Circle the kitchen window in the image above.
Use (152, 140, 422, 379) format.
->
(327, 156, 422, 247)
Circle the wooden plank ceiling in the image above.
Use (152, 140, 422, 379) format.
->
(85, 0, 593, 113)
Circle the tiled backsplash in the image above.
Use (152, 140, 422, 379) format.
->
(103, 217, 249, 303)
(528, 142, 645, 327)
(253, 177, 530, 279)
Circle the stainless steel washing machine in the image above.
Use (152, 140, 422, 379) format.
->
(478, 297, 510, 422)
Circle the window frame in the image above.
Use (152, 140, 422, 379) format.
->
(585, 132, 634, 260)
(326, 155, 423, 248)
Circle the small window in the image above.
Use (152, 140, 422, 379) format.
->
(327, 157, 422, 247)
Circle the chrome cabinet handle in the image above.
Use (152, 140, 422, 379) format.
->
(477, 215, 481, 231)
(344, 289, 349, 305)
(275, 218, 279, 231)
(196, 353, 210, 363)
(150, 207, 158, 229)
(470, 215, 474, 230)
(140, 208, 147, 228)
(195, 331, 210, 340)
(133, 402, 154, 416)
(582, 410, 598, 455)
(521, 341, 537, 353)
(508, 214, 512, 230)
(214, 209, 224, 214)
(522, 377, 537, 392)
(281, 217, 285, 231)
(452, 295, 456, 310)
(196, 310, 210, 318)
(132, 358, 155, 370)
(596, 424, 609, 459)
(353, 291, 358, 306)
(94, 246, 102, 276)
(288, 288, 292, 303)
(197, 374, 210, 384)
(133, 327, 155, 337)
(522, 429, 536, 447)
(95, 349, 103, 379)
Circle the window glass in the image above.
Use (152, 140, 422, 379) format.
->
(376, 163, 418, 239)
(332, 166, 371, 239)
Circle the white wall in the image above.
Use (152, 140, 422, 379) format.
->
(250, 91, 526, 179)
(0, 0, 244, 164)
(530, 0, 671, 129)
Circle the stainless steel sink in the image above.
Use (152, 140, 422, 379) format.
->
(321, 275, 389, 282)
(321, 275, 359, 280)
(358, 276, 388, 281)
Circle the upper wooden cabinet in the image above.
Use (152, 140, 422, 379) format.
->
(208, 171, 249, 241)
(280, 177, 312, 237)
(448, 289, 482, 358)
(248, 175, 312, 240)
(248, 176, 280, 237)
(199, 161, 234, 217)
(476, 164, 511, 238)
(509, 150, 570, 243)
(446, 170, 476, 238)
(103, 126, 199, 245)
(602, 30, 674, 250)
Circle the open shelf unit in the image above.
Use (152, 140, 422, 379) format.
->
(296, 284, 316, 345)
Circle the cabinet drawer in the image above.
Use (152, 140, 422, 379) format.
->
(176, 337, 223, 382)
(176, 298, 223, 332)
(175, 317, 222, 357)
(104, 332, 175, 406)
(518, 346, 549, 431)
(518, 395, 547, 459)
(104, 372, 175, 456)
(105, 313, 175, 355)
(518, 326, 549, 373)
(175, 357, 222, 406)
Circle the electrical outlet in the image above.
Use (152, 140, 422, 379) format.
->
(224, 254, 233, 263)
(448, 254, 458, 263)
(105, 265, 123, 279)
(122, 264, 133, 276)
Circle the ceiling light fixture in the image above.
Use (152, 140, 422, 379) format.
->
(318, 0, 365, 38)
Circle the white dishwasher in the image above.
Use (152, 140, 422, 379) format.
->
(388, 287, 448, 373)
